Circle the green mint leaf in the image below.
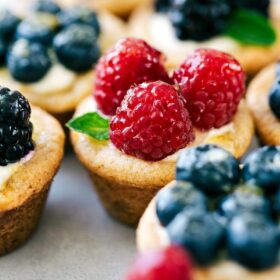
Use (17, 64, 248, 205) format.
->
(67, 112, 109, 140)
(225, 9, 276, 46)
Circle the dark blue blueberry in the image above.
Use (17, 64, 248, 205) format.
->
(31, 0, 61, 14)
(59, 7, 100, 37)
(269, 79, 280, 120)
(156, 181, 207, 226)
(169, 0, 232, 41)
(154, 0, 171, 12)
(219, 186, 271, 221)
(0, 10, 20, 39)
(53, 24, 100, 72)
(242, 146, 280, 193)
(274, 188, 280, 215)
(7, 39, 51, 83)
(16, 13, 59, 45)
(227, 213, 279, 270)
(167, 209, 224, 266)
(176, 145, 240, 195)
(0, 36, 7, 65)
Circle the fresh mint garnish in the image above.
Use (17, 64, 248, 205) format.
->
(226, 9, 276, 46)
(67, 112, 109, 140)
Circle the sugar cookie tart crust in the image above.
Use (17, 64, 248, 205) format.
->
(137, 181, 280, 280)
(0, 105, 65, 255)
(129, 1, 280, 74)
(70, 97, 254, 225)
(247, 63, 280, 145)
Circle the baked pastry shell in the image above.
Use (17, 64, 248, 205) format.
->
(0, 105, 65, 255)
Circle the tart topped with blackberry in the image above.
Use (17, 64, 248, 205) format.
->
(69, 37, 254, 225)
(0, 0, 126, 122)
(247, 61, 280, 146)
(137, 145, 280, 279)
(0, 86, 64, 255)
(130, 0, 280, 74)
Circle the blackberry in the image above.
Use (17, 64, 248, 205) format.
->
(7, 39, 51, 83)
(231, 0, 270, 17)
(0, 87, 34, 166)
(0, 9, 20, 40)
(16, 13, 59, 45)
(169, 0, 232, 41)
(154, 0, 171, 12)
(53, 24, 100, 72)
(58, 6, 100, 37)
(31, 0, 62, 15)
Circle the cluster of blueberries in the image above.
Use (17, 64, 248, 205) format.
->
(269, 62, 280, 119)
(154, 0, 269, 41)
(0, 0, 100, 83)
(156, 144, 280, 270)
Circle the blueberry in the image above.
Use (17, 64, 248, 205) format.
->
(176, 145, 240, 195)
(16, 13, 59, 45)
(53, 24, 100, 72)
(0, 9, 20, 39)
(227, 213, 279, 270)
(0, 36, 7, 65)
(59, 7, 100, 37)
(154, 0, 171, 12)
(269, 79, 280, 120)
(156, 181, 207, 226)
(242, 146, 280, 193)
(167, 209, 224, 266)
(31, 0, 61, 14)
(219, 186, 271, 221)
(7, 39, 51, 83)
(274, 188, 280, 215)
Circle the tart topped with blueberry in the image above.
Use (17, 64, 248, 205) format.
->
(137, 145, 280, 279)
(129, 0, 280, 74)
(68, 37, 254, 225)
(0, 0, 126, 121)
(247, 61, 280, 146)
(0, 86, 64, 255)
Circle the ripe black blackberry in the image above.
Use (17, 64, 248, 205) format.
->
(0, 87, 34, 166)
(169, 0, 232, 41)
(232, 0, 270, 17)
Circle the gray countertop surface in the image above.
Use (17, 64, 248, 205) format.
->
(0, 152, 136, 280)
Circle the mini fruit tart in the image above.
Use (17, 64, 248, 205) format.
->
(0, 86, 64, 255)
(129, 0, 280, 74)
(69, 38, 254, 226)
(137, 145, 280, 279)
(0, 0, 126, 123)
(247, 61, 280, 145)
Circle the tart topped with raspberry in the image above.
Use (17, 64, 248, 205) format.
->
(0, 86, 64, 255)
(247, 61, 280, 146)
(69, 37, 254, 225)
(129, 0, 280, 74)
(0, 0, 126, 122)
(137, 145, 280, 279)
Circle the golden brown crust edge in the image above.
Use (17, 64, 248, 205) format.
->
(0, 106, 65, 255)
(247, 63, 280, 146)
(137, 182, 280, 280)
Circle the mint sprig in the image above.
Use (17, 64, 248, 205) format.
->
(226, 9, 276, 46)
(67, 112, 109, 140)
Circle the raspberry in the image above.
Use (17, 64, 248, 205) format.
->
(172, 49, 245, 130)
(94, 38, 171, 116)
(126, 245, 193, 280)
(110, 81, 194, 161)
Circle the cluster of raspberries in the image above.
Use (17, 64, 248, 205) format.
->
(93, 38, 245, 161)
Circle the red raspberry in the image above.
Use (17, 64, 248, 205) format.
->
(172, 49, 246, 130)
(126, 245, 193, 280)
(110, 81, 194, 161)
(94, 38, 171, 116)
